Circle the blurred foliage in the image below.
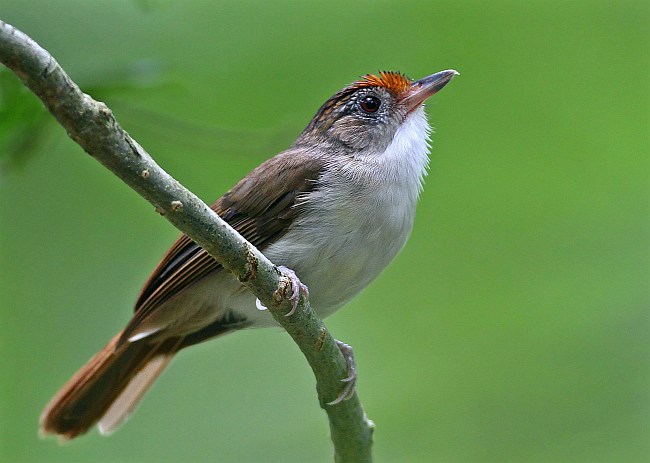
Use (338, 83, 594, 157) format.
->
(0, 69, 50, 173)
(1, 1, 649, 463)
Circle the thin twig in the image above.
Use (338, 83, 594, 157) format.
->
(0, 19, 373, 462)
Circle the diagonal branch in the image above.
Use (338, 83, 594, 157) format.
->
(0, 20, 373, 462)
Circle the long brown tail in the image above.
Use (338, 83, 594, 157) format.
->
(40, 331, 181, 440)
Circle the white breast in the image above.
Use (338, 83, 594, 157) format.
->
(262, 107, 431, 319)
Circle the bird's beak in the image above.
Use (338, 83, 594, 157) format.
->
(400, 69, 459, 113)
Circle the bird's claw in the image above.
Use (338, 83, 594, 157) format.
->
(327, 340, 357, 405)
(277, 265, 309, 317)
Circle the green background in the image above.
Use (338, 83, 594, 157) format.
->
(1, 1, 648, 462)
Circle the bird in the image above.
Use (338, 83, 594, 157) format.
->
(40, 68, 459, 440)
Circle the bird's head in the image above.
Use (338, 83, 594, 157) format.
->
(298, 69, 458, 152)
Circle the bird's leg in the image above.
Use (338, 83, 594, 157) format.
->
(327, 340, 357, 405)
(277, 265, 309, 317)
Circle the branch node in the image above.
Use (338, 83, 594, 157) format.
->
(141, 169, 150, 179)
(96, 101, 112, 118)
(240, 245, 258, 283)
(273, 278, 290, 305)
(40, 54, 56, 78)
(316, 327, 327, 351)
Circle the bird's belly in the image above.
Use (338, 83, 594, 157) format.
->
(263, 206, 415, 319)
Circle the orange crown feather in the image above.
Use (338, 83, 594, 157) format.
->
(351, 71, 413, 95)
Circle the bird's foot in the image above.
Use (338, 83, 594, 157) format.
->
(277, 265, 309, 317)
(328, 340, 357, 405)
(255, 266, 308, 315)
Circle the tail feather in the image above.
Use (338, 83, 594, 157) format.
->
(39, 331, 180, 440)
(98, 342, 178, 435)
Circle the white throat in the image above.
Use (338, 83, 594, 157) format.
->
(362, 105, 431, 203)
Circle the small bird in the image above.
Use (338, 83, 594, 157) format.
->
(40, 69, 458, 440)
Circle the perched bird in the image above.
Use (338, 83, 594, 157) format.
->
(40, 69, 458, 440)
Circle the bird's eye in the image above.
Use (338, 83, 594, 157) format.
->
(359, 96, 381, 114)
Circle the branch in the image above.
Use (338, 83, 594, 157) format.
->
(0, 20, 373, 462)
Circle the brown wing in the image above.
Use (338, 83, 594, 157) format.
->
(119, 149, 324, 343)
